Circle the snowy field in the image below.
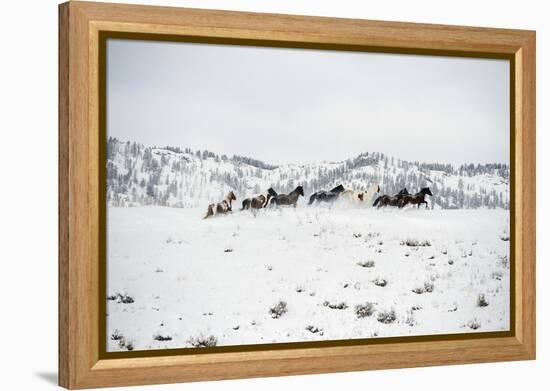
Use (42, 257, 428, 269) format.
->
(106, 205, 510, 352)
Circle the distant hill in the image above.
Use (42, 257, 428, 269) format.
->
(106, 137, 509, 209)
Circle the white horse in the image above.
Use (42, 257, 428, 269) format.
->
(362, 185, 381, 207)
(203, 191, 236, 219)
(337, 185, 380, 207)
(339, 189, 365, 204)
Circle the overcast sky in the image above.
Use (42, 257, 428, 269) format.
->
(107, 39, 509, 166)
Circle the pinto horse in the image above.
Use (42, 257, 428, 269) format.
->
(372, 188, 409, 208)
(241, 195, 266, 211)
(339, 189, 364, 204)
(398, 187, 433, 209)
(269, 185, 304, 208)
(264, 188, 278, 208)
(308, 184, 345, 205)
(241, 188, 278, 210)
(203, 191, 236, 219)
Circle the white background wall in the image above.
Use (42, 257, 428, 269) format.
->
(0, 0, 546, 389)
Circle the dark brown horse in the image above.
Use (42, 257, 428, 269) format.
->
(372, 188, 409, 208)
(398, 187, 433, 209)
(269, 186, 304, 208)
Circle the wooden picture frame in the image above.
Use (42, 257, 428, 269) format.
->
(59, 1, 536, 389)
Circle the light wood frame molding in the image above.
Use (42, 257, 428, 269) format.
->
(59, 1, 536, 389)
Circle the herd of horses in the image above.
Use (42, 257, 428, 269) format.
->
(203, 184, 433, 219)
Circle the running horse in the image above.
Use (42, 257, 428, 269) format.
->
(308, 184, 345, 205)
(203, 191, 237, 219)
(362, 184, 381, 206)
(398, 187, 433, 209)
(269, 186, 304, 208)
(339, 184, 381, 206)
(372, 188, 409, 208)
(241, 188, 278, 210)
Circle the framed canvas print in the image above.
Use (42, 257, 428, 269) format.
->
(59, 1, 536, 389)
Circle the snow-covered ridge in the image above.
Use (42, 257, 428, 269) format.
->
(106, 137, 509, 209)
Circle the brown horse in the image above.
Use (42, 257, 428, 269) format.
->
(203, 191, 236, 219)
(241, 188, 277, 210)
(373, 188, 409, 208)
(398, 187, 433, 209)
(269, 186, 304, 208)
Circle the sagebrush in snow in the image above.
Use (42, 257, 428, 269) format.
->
(477, 294, 489, 307)
(357, 260, 375, 268)
(400, 238, 431, 247)
(405, 309, 416, 327)
(377, 309, 397, 324)
(188, 334, 218, 348)
(412, 286, 424, 294)
(269, 301, 288, 318)
(323, 301, 348, 310)
(107, 293, 134, 304)
(354, 302, 375, 318)
(466, 318, 481, 330)
(424, 281, 434, 293)
(110, 331, 134, 351)
(372, 277, 388, 287)
(498, 255, 509, 269)
(305, 325, 323, 334)
(412, 281, 434, 294)
(153, 334, 173, 341)
(110, 329, 124, 341)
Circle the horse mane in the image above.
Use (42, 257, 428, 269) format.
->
(419, 187, 432, 196)
(329, 184, 345, 193)
(397, 188, 409, 196)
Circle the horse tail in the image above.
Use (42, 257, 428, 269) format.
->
(373, 196, 381, 207)
(203, 205, 212, 219)
(264, 194, 272, 208)
(241, 199, 252, 211)
(308, 193, 317, 205)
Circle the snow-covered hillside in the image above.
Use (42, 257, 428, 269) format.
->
(106, 137, 509, 209)
(107, 206, 510, 351)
